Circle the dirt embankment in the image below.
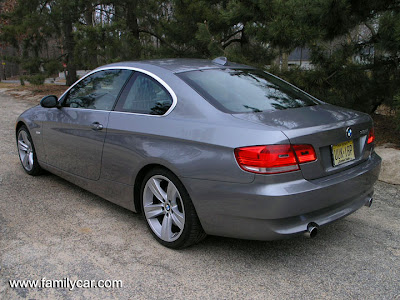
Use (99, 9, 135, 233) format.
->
(0, 83, 67, 105)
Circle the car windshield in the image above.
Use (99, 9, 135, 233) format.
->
(178, 69, 319, 113)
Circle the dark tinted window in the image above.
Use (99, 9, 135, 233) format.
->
(178, 69, 319, 113)
(115, 73, 173, 115)
(63, 69, 132, 110)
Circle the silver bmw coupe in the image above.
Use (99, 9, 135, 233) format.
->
(16, 58, 381, 248)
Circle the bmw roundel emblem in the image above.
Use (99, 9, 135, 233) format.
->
(346, 127, 353, 139)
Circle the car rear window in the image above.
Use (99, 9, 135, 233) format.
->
(178, 69, 319, 113)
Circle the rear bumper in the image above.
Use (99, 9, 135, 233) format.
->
(182, 152, 381, 240)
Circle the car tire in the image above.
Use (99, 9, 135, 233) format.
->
(16, 125, 44, 176)
(141, 167, 206, 249)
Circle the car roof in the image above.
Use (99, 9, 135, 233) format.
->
(100, 58, 254, 74)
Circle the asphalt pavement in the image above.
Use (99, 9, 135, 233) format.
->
(0, 90, 399, 299)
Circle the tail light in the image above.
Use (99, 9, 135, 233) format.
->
(234, 144, 316, 174)
(367, 127, 375, 144)
(292, 144, 317, 163)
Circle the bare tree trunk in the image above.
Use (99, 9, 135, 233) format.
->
(281, 52, 289, 72)
(126, 0, 141, 59)
(85, 2, 98, 68)
(63, 18, 77, 85)
(85, 3, 94, 26)
(126, 1, 139, 39)
(300, 47, 303, 67)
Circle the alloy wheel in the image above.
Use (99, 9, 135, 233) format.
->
(18, 130, 34, 172)
(143, 175, 185, 242)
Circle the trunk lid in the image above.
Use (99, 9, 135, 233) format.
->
(232, 104, 373, 179)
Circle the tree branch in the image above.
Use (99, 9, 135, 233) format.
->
(138, 29, 182, 53)
(222, 38, 242, 49)
(364, 22, 377, 36)
(220, 29, 243, 43)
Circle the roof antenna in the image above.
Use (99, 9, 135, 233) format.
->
(212, 57, 229, 66)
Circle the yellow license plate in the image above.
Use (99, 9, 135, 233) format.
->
(332, 140, 355, 166)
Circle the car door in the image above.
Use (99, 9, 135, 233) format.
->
(100, 71, 175, 184)
(42, 69, 133, 180)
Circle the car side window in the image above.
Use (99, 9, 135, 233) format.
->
(63, 69, 132, 110)
(115, 73, 173, 115)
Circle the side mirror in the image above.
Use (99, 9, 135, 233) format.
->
(40, 95, 59, 108)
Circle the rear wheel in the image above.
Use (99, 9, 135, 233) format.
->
(141, 168, 206, 249)
(17, 126, 43, 176)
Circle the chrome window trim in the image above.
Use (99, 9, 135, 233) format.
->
(58, 66, 178, 117)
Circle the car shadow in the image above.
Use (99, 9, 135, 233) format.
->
(34, 171, 370, 262)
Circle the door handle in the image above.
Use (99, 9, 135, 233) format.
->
(91, 122, 103, 131)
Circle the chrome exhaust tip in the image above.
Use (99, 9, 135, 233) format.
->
(364, 197, 373, 207)
(304, 223, 319, 238)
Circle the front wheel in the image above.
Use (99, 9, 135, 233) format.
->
(141, 168, 206, 249)
(17, 126, 43, 176)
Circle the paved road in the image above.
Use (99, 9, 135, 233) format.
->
(0, 90, 399, 299)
